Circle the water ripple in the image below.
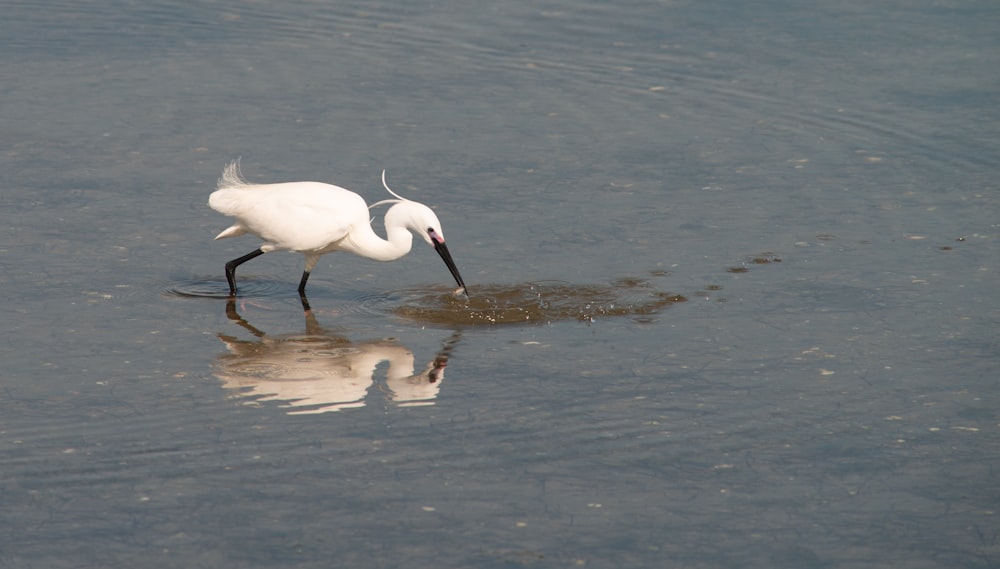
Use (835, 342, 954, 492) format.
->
(164, 278, 287, 300)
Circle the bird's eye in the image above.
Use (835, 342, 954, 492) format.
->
(427, 228, 435, 233)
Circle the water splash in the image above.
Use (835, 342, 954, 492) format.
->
(391, 279, 686, 326)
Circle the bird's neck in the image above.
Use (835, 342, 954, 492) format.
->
(348, 213, 413, 261)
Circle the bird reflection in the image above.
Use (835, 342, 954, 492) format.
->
(214, 300, 459, 414)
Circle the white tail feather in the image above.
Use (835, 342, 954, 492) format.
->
(214, 224, 247, 240)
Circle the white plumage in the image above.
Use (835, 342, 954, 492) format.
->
(208, 160, 467, 301)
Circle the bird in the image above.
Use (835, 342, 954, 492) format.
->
(208, 160, 468, 303)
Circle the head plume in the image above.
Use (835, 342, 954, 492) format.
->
(369, 170, 410, 210)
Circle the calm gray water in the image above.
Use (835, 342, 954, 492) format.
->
(2, 1, 997, 567)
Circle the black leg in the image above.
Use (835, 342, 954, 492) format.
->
(224, 248, 265, 296)
(297, 271, 313, 312)
(297, 270, 311, 295)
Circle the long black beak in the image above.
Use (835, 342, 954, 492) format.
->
(432, 240, 468, 296)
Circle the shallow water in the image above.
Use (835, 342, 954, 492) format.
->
(2, 1, 998, 568)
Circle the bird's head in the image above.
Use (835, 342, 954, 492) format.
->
(374, 172, 468, 296)
(394, 201, 447, 247)
(396, 201, 468, 297)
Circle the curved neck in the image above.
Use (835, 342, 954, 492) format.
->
(345, 204, 414, 261)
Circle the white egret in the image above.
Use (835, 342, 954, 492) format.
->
(208, 160, 468, 300)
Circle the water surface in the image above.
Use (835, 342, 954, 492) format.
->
(1, 1, 997, 568)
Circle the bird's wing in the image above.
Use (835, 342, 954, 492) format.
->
(238, 183, 366, 252)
